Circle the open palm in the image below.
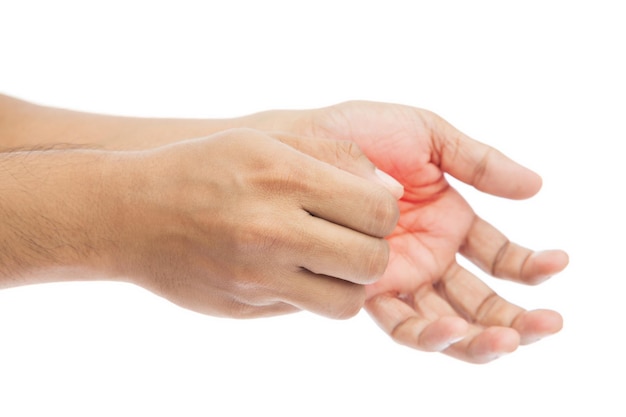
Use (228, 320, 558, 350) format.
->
(290, 101, 568, 363)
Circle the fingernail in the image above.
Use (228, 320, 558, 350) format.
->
(375, 168, 404, 199)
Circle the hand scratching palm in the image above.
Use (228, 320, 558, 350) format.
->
(294, 101, 568, 363)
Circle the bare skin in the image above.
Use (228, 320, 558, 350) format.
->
(0, 121, 400, 319)
(0, 94, 568, 363)
(283, 102, 569, 363)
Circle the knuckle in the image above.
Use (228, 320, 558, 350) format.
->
(328, 285, 366, 319)
(335, 140, 373, 168)
(367, 189, 400, 237)
(234, 211, 290, 256)
(361, 239, 390, 284)
(227, 216, 294, 279)
(344, 140, 365, 159)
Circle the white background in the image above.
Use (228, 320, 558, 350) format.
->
(1, 1, 624, 415)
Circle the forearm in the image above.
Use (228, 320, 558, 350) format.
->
(0, 148, 119, 288)
(0, 95, 312, 294)
(0, 94, 244, 150)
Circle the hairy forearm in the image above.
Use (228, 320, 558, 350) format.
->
(0, 148, 119, 287)
(0, 94, 308, 292)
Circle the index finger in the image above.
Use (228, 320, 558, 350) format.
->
(460, 216, 569, 285)
(430, 113, 542, 199)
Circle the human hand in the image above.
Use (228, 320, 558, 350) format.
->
(106, 128, 400, 319)
(3, 95, 566, 361)
(253, 101, 569, 363)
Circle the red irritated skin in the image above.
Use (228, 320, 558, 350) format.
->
(0, 95, 568, 363)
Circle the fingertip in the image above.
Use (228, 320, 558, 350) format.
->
(466, 327, 520, 364)
(524, 250, 570, 284)
(374, 168, 405, 200)
(491, 327, 520, 354)
(508, 165, 542, 200)
(480, 155, 542, 200)
(554, 249, 570, 269)
(419, 317, 469, 352)
(515, 309, 563, 345)
(526, 170, 543, 198)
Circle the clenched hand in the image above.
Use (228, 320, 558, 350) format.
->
(105, 128, 401, 319)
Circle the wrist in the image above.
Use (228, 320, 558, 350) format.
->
(236, 108, 309, 134)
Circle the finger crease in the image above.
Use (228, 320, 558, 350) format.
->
(510, 310, 527, 330)
(472, 147, 494, 189)
(390, 316, 426, 347)
(390, 316, 414, 340)
(491, 239, 511, 277)
(473, 291, 500, 323)
(518, 251, 534, 281)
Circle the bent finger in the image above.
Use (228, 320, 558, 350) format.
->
(273, 132, 404, 199)
(279, 269, 366, 320)
(443, 327, 520, 364)
(296, 214, 390, 285)
(365, 293, 468, 352)
(438, 263, 563, 343)
(296, 160, 400, 238)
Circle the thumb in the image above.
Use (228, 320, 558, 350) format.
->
(272, 132, 404, 199)
(430, 114, 542, 199)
